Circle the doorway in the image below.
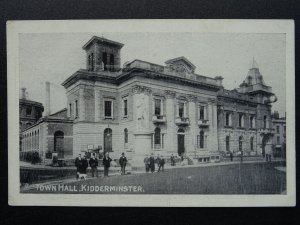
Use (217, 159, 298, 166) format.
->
(177, 128, 185, 156)
(54, 131, 64, 158)
(104, 128, 112, 153)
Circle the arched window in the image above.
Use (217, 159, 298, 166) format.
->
(154, 127, 161, 145)
(124, 128, 128, 144)
(239, 136, 243, 151)
(26, 122, 32, 128)
(54, 131, 64, 152)
(226, 136, 230, 152)
(250, 137, 254, 151)
(199, 130, 204, 149)
(239, 114, 244, 127)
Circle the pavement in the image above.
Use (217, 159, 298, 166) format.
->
(20, 158, 286, 192)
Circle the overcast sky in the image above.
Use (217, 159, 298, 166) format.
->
(19, 32, 286, 116)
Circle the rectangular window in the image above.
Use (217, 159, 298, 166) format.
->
(91, 53, 94, 71)
(69, 104, 72, 117)
(102, 52, 107, 70)
(123, 99, 128, 117)
(179, 103, 184, 118)
(277, 136, 280, 144)
(250, 116, 253, 128)
(276, 126, 280, 133)
(75, 100, 78, 117)
(154, 99, 161, 115)
(199, 106, 205, 120)
(110, 54, 114, 71)
(239, 114, 243, 127)
(225, 112, 230, 126)
(26, 107, 32, 116)
(105, 101, 112, 118)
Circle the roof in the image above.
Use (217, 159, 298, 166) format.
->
(82, 36, 124, 50)
(165, 56, 196, 71)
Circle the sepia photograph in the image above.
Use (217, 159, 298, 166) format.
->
(7, 20, 295, 206)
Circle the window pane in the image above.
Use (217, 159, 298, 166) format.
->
(179, 103, 184, 118)
(105, 101, 112, 117)
(200, 131, 204, 148)
(123, 99, 128, 116)
(199, 106, 204, 120)
(154, 128, 161, 145)
(154, 99, 161, 115)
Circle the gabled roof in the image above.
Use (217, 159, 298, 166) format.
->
(165, 56, 196, 71)
(82, 36, 124, 50)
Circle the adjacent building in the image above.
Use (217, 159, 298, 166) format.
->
(20, 36, 280, 165)
(272, 111, 286, 157)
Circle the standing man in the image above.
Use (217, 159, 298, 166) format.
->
(229, 151, 233, 162)
(103, 152, 112, 177)
(170, 154, 175, 166)
(144, 155, 150, 172)
(119, 153, 128, 175)
(82, 154, 88, 175)
(158, 155, 165, 172)
(149, 153, 155, 173)
(89, 153, 98, 177)
(75, 154, 82, 180)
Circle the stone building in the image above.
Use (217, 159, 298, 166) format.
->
(272, 111, 286, 157)
(217, 59, 277, 157)
(61, 36, 222, 166)
(21, 36, 278, 165)
(19, 88, 44, 151)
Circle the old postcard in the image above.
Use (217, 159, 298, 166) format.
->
(7, 20, 295, 206)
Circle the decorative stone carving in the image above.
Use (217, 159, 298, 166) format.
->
(164, 90, 176, 99)
(132, 85, 152, 95)
(186, 94, 197, 102)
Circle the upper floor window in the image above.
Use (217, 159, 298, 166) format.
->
(123, 98, 128, 117)
(102, 52, 107, 70)
(263, 116, 268, 129)
(88, 53, 94, 71)
(276, 126, 280, 133)
(75, 100, 78, 117)
(154, 99, 162, 116)
(225, 112, 232, 126)
(154, 127, 161, 145)
(277, 136, 280, 144)
(179, 102, 184, 118)
(69, 103, 72, 117)
(250, 137, 254, 151)
(109, 54, 114, 71)
(199, 105, 205, 120)
(104, 100, 113, 118)
(249, 115, 255, 128)
(26, 107, 32, 116)
(199, 130, 204, 149)
(238, 114, 244, 127)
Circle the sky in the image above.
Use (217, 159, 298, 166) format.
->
(19, 32, 286, 116)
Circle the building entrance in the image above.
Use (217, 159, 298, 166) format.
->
(104, 128, 112, 153)
(177, 128, 185, 156)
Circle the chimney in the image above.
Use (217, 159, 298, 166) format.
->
(21, 87, 26, 99)
(45, 81, 51, 116)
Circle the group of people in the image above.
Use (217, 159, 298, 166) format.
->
(143, 153, 166, 173)
(75, 152, 128, 180)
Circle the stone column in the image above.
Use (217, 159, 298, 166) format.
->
(187, 95, 197, 155)
(165, 90, 176, 154)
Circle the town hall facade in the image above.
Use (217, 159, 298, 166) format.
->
(21, 36, 278, 166)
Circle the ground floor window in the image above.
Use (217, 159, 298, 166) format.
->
(250, 137, 254, 151)
(239, 136, 243, 151)
(226, 136, 230, 152)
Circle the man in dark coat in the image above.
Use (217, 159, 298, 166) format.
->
(144, 155, 150, 172)
(119, 153, 127, 175)
(89, 153, 98, 177)
(102, 152, 112, 177)
(170, 154, 175, 166)
(149, 153, 155, 173)
(157, 155, 165, 172)
(81, 155, 88, 174)
(75, 154, 82, 180)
